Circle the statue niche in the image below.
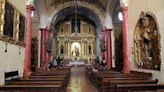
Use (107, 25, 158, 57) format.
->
(134, 12, 161, 70)
(60, 45, 64, 54)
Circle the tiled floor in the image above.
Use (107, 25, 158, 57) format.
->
(67, 66, 98, 92)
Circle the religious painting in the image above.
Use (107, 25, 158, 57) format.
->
(19, 14, 25, 42)
(134, 12, 161, 70)
(3, 1, 14, 38)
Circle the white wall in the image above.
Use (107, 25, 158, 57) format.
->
(0, 41, 25, 85)
(8, 0, 26, 15)
(0, 0, 26, 85)
(128, 0, 164, 83)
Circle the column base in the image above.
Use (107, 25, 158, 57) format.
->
(23, 70, 31, 79)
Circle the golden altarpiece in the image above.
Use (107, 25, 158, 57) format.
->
(56, 19, 96, 64)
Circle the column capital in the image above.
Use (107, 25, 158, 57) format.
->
(121, 6, 128, 12)
(101, 28, 113, 32)
(26, 5, 35, 11)
(40, 28, 48, 31)
(105, 29, 113, 31)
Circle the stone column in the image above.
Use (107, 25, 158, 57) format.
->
(82, 42, 84, 56)
(85, 42, 87, 56)
(59, 41, 61, 55)
(24, 5, 34, 79)
(102, 29, 112, 70)
(40, 28, 47, 69)
(46, 30, 51, 65)
(84, 42, 85, 56)
(68, 42, 70, 56)
(122, 6, 130, 74)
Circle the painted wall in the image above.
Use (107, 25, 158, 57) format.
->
(0, 41, 25, 85)
(0, 0, 26, 85)
(8, 0, 26, 15)
(128, 0, 164, 83)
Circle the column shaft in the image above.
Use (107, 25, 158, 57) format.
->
(102, 29, 112, 70)
(24, 5, 34, 79)
(122, 7, 130, 74)
(40, 28, 49, 69)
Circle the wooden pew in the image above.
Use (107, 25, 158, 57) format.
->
(130, 70, 152, 79)
(0, 84, 64, 92)
(100, 77, 147, 92)
(96, 73, 135, 89)
(114, 83, 164, 92)
(29, 75, 68, 86)
(1, 67, 71, 92)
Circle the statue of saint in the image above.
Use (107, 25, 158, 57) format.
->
(45, 38, 52, 53)
(75, 46, 79, 56)
(60, 45, 64, 54)
(100, 39, 106, 52)
(88, 45, 91, 54)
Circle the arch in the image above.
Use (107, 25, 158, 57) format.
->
(49, 2, 106, 28)
(133, 11, 161, 70)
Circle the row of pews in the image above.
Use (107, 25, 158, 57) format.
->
(86, 66, 164, 92)
(0, 67, 71, 92)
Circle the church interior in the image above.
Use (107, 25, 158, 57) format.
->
(1, 0, 164, 92)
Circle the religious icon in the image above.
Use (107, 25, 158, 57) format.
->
(75, 46, 79, 56)
(100, 39, 106, 52)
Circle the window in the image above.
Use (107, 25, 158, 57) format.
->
(118, 11, 123, 21)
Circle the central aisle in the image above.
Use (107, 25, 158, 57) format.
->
(67, 66, 98, 92)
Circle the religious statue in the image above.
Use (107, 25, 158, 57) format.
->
(60, 45, 64, 54)
(45, 38, 52, 53)
(100, 39, 106, 52)
(88, 45, 91, 54)
(134, 12, 160, 70)
(75, 46, 79, 56)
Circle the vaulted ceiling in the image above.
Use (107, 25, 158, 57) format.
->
(34, 0, 120, 29)
(44, 0, 108, 11)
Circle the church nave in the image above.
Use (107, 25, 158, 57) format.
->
(67, 66, 98, 92)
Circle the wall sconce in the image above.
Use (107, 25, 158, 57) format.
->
(19, 47, 21, 55)
(4, 43, 7, 53)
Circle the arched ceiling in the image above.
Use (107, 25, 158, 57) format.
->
(44, 0, 107, 11)
(52, 6, 102, 29)
(34, 0, 120, 29)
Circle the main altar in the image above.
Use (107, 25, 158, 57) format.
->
(55, 19, 96, 64)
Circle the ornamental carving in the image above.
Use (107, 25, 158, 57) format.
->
(134, 12, 161, 70)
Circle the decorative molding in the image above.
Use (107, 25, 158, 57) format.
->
(0, 35, 25, 47)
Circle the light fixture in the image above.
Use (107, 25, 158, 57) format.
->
(4, 43, 7, 53)
(119, 0, 129, 7)
(19, 47, 21, 55)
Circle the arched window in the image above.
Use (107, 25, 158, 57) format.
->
(118, 11, 123, 21)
